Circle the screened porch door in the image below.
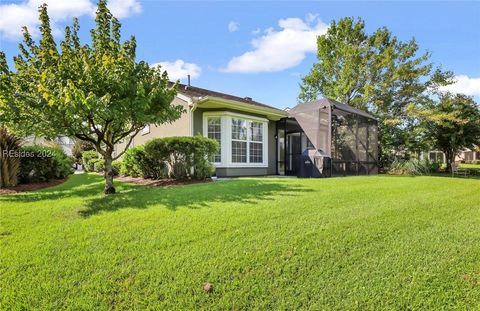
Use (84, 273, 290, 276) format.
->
(285, 132, 302, 176)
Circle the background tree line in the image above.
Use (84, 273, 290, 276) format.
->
(299, 17, 480, 171)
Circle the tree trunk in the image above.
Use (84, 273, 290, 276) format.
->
(444, 149, 455, 175)
(104, 154, 116, 194)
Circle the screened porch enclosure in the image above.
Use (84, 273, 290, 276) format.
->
(276, 99, 378, 177)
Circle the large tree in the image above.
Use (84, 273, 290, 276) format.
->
(299, 17, 450, 166)
(408, 93, 480, 172)
(0, 1, 183, 194)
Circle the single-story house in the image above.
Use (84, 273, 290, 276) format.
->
(422, 148, 479, 164)
(114, 84, 379, 177)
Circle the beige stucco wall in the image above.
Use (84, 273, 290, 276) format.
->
(114, 96, 191, 157)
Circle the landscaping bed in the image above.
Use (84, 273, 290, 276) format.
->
(0, 178, 67, 195)
(115, 175, 211, 187)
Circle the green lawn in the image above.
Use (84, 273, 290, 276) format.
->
(459, 164, 480, 176)
(1, 174, 479, 309)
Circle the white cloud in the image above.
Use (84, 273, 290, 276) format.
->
(223, 14, 328, 73)
(440, 75, 480, 97)
(305, 13, 319, 24)
(228, 21, 239, 32)
(251, 28, 261, 35)
(107, 0, 142, 19)
(0, 0, 141, 40)
(152, 60, 202, 81)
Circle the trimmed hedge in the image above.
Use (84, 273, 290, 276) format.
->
(120, 146, 159, 178)
(19, 145, 74, 183)
(82, 150, 100, 172)
(121, 136, 218, 180)
(81, 150, 121, 176)
(91, 158, 105, 173)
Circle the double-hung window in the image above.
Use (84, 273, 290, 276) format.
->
(249, 121, 263, 163)
(231, 118, 248, 163)
(207, 117, 222, 163)
(231, 118, 264, 164)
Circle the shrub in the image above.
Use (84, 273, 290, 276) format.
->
(144, 136, 218, 179)
(72, 140, 95, 165)
(389, 159, 433, 176)
(120, 146, 150, 178)
(120, 137, 218, 180)
(112, 161, 122, 176)
(0, 128, 22, 188)
(472, 160, 480, 165)
(82, 150, 99, 172)
(428, 161, 441, 172)
(92, 158, 105, 173)
(19, 145, 74, 183)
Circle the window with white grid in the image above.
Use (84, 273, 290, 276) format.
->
(249, 121, 263, 163)
(231, 118, 264, 164)
(232, 118, 248, 163)
(207, 117, 222, 163)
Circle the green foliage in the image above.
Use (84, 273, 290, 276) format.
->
(0, 1, 183, 193)
(120, 146, 152, 178)
(19, 145, 73, 183)
(389, 159, 439, 176)
(409, 93, 480, 172)
(120, 137, 218, 180)
(298, 17, 452, 166)
(144, 136, 219, 179)
(0, 128, 22, 187)
(112, 161, 121, 176)
(92, 158, 105, 173)
(1, 174, 480, 309)
(82, 150, 100, 172)
(72, 140, 95, 164)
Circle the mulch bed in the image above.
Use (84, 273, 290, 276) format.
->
(115, 176, 211, 187)
(0, 178, 67, 195)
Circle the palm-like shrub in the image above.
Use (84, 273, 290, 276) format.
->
(0, 128, 22, 187)
(389, 159, 436, 176)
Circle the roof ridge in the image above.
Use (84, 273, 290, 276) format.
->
(175, 83, 283, 112)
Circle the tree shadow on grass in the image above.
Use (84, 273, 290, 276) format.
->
(0, 174, 138, 203)
(79, 178, 312, 217)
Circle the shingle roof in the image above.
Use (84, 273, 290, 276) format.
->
(175, 83, 284, 113)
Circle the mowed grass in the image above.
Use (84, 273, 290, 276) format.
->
(1, 174, 479, 310)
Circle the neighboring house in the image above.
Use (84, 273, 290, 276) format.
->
(23, 136, 75, 156)
(421, 148, 479, 164)
(115, 84, 379, 177)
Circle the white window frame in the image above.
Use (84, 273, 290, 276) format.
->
(203, 111, 268, 168)
(206, 116, 222, 164)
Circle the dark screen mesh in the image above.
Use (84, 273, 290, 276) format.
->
(331, 108, 378, 176)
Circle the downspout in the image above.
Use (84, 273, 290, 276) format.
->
(189, 97, 201, 136)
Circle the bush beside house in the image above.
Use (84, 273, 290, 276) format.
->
(82, 151, 100, 172)
(119, 136, 218, 180)
(19, 146, 74, 183)
(1, 130, 74, 188)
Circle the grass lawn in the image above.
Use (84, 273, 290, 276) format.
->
(461, 163, 480, 171)
(1, 174, 479, 309)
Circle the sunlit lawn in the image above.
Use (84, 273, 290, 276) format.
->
(1, 174, 479, 309)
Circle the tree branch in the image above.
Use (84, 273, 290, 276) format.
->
(113, 128, 141, 160)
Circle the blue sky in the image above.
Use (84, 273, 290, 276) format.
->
(1, 0, 479, 108)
